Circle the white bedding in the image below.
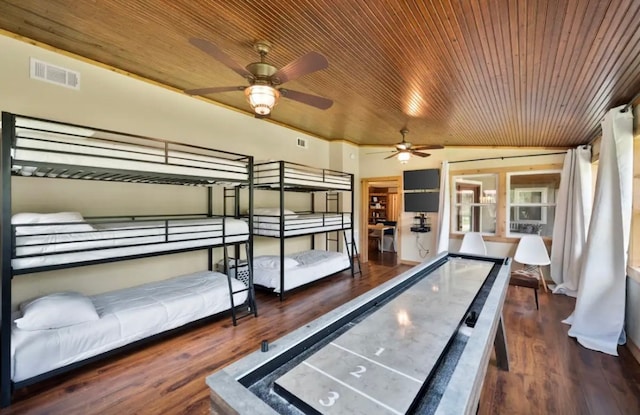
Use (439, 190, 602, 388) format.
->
(12, 118, 249, 182)
(254, 162, 351, 190)
(11, 270, 247, 382)
(12, 218, 249, 270)
(253, 213, 351, 237)
(253, 250, 351, 292)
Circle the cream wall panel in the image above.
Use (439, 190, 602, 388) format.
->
(0, 35, 335, 307)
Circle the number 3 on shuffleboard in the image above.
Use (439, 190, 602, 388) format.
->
(350, 365, 367, 378)
(319, 391, 340, 407)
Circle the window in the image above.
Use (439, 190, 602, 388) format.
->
(452, 174, 497, 235)
(507, 171, 561, 237)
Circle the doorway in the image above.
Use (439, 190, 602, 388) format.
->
(361, 176, 401, 264)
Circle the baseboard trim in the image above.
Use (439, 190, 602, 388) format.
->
(627, 337, 640, 364)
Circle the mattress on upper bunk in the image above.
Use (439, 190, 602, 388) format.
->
(253, 213, 351, 237)
(12, 215, 249, 270)
(11, 117, 250, 182)
(254, 162, 351, 190)
(10, 270, 247, 382)
(253, 250, 351, 292)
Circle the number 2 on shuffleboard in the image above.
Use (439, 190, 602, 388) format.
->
(319, 391, 340, 407)
(350, 365, 366, 378)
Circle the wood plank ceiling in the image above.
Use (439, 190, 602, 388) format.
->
(1, 0, 639, 148)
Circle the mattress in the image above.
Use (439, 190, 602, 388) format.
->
(253, 250, 351, 292)
(253, 213, 351, 237)
(12, 118, 249, 182)
(11, 270, 247, 382)
(254, 162, 351, 190)
(12, 218, 249, 270)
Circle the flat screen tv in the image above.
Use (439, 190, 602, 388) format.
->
(403, 169, 440, 190)
(404, 192, 439, 213)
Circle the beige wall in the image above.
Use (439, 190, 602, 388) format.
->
(0, 33, 570, 310)
(0, 34, 339, 307)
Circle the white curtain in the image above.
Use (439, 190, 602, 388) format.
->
(436, 161, 450, 253)
(550, 146, 593, 296)
(563, 105, 633, 355)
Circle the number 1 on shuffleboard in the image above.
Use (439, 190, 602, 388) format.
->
(375, 347, 385, 356)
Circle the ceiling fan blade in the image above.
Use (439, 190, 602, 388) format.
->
(411, 145, 445, 151)
(279, 89, 333, 110)
(271, 51, 329, 84)
(189, 38, 254, 80)
(366, 150, 394, 155)
(410, 151, 431, 158)
(184, 86, 245, 95)
(384, 152, 400, 159)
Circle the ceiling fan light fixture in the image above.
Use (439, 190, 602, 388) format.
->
(245, 84, 280, 115)
(397, 151, 411, 163)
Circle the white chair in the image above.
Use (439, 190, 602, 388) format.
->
(512, 234, 550, 292)
(459, 232, 487, 255)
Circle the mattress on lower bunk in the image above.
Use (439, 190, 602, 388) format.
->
(253, 250, 351, 292)
(12, 218, 249, 270)
(254, 162, 351, 190)
(11, 270, 247, 382)
(253, 213, 351, 237)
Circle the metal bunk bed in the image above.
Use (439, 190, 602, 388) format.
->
(0, 112, 257, 407)
(252, 161, 361, 300)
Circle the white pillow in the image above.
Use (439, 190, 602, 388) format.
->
(253, 255, 300, 270)
(253, 208, 298, 218)
(14, 291, 99, 331)
(12, 211, 94, 235)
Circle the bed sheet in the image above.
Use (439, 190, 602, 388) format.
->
(253, 250, 350, 292)
(254, 162, 351, 190)
(13, 131, 249, 181)
(253, 214, 351, 237)
(12, 218, 249, 270)
(11, 271, 247, 382)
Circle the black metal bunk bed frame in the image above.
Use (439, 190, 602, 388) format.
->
(253, 160, 361, 301)
(0, 112, 256, 407)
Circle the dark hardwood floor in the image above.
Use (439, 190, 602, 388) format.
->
(3, 260, 640, 414)
(480, 285, 640, 415)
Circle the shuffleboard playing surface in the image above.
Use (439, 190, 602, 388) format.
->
(274, 257, 494, 414)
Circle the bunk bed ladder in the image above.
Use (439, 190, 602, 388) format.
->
(325, 191, 361, 276)
(223, 244, 257, 326)
(325, 192, 340, 251)
(345, 232, 362, 276)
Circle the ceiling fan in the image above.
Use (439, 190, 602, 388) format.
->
(184, 38, 333, 117)
(383, 129, 444, 163)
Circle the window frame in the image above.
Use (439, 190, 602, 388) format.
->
(451, 174, 498, 236)
(506, 170, 561, 237)
(449, 163, 564, 242)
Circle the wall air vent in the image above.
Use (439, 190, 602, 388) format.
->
(30, 58, 80, 90)
(296, 137, 308, 149)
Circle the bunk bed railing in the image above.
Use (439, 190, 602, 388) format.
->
(10, 214, 250, 274)
(9, 114, 252, 186)
(251, 212, 352, 237)
(253, 161, 353, 191)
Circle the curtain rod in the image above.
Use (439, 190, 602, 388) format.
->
(448, 151, 567, 164)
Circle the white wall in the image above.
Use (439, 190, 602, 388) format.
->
(626, 277, 640, 351)
(0, 34, 343, 307)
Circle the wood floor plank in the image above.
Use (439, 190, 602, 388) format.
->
(2, 259, 640, 415)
